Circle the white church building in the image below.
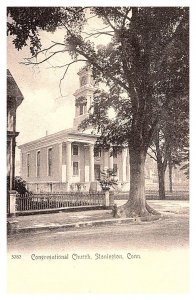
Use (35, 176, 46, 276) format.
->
(18, 66, 188, 193)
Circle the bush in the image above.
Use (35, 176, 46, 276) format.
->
(99, 168, 118, 191)
(14, 176, 29, 194)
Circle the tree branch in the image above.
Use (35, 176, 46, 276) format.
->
(21, 52, 60, 65)
(147, 151, 157, 161)
(47, 59, 87, 69)
(102, 12, 118, 32)
(149, 146, 158, 157)
(83, 31, 114, 39)
(22, 42, 66, 61)
(58, 59, 87, 96)
(121, 7, 132, 28)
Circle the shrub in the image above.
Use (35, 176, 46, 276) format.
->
(14, 176, 29, 194)
(99, 168, 118, 191)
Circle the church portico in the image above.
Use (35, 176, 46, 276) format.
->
(62, 139, 96, 190)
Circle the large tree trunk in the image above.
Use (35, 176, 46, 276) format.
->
(117, 145, 160, 218)
(157, 163, 166, 199)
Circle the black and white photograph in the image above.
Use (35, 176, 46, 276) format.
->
(5, 3, 190, 294)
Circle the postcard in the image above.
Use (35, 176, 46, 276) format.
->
(5, 3, 190, 295)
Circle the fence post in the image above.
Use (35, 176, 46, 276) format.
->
(9, 190, 17, 216)
(104, 189, 110, 207)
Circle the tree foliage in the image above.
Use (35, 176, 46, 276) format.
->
(7, 7, 86, 55)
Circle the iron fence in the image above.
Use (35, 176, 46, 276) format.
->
(16, 191, 105, 212)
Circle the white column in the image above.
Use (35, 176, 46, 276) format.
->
(89, 144, 94, 182)
(84, 145, 89, 182)
(122, 148, 127, 182)
(109, 147, 113, 170)
(66, 141, 72, 182)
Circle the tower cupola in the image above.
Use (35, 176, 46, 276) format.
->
(73, 66, 95, 130)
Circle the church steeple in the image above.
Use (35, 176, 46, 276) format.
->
(73, 66, 95, 130)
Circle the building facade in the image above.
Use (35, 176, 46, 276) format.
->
(19, 67, 188, 193)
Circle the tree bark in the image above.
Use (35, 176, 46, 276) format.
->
(117, 144, 160, 218)
(157, 164, 166, 199)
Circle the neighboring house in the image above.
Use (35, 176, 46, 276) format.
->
(7, 69, 24, 191)
(19, 66, 188, 193)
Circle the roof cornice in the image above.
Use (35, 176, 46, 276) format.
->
(18, 129, 99, 151)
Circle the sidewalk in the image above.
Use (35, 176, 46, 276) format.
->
(7, 200, 188, 234)
(7, 209, 113, 233)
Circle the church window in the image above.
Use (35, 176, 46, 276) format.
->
(113, 164, 118, 175)
(48, 183, 53, 192)
(79, 104, 84, 115)
(113, 147, 118, 158)
(81, 76, 87, 86)
(94, 164, 101, 180)
(48, 148, 52, 176)
(36, 151, 40, 177)
(73, 162, 79, 176)
(72, 144, 79, 156)
(94, 147, 101, 158)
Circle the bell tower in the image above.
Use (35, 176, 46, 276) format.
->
(73, 66, 95, 130)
